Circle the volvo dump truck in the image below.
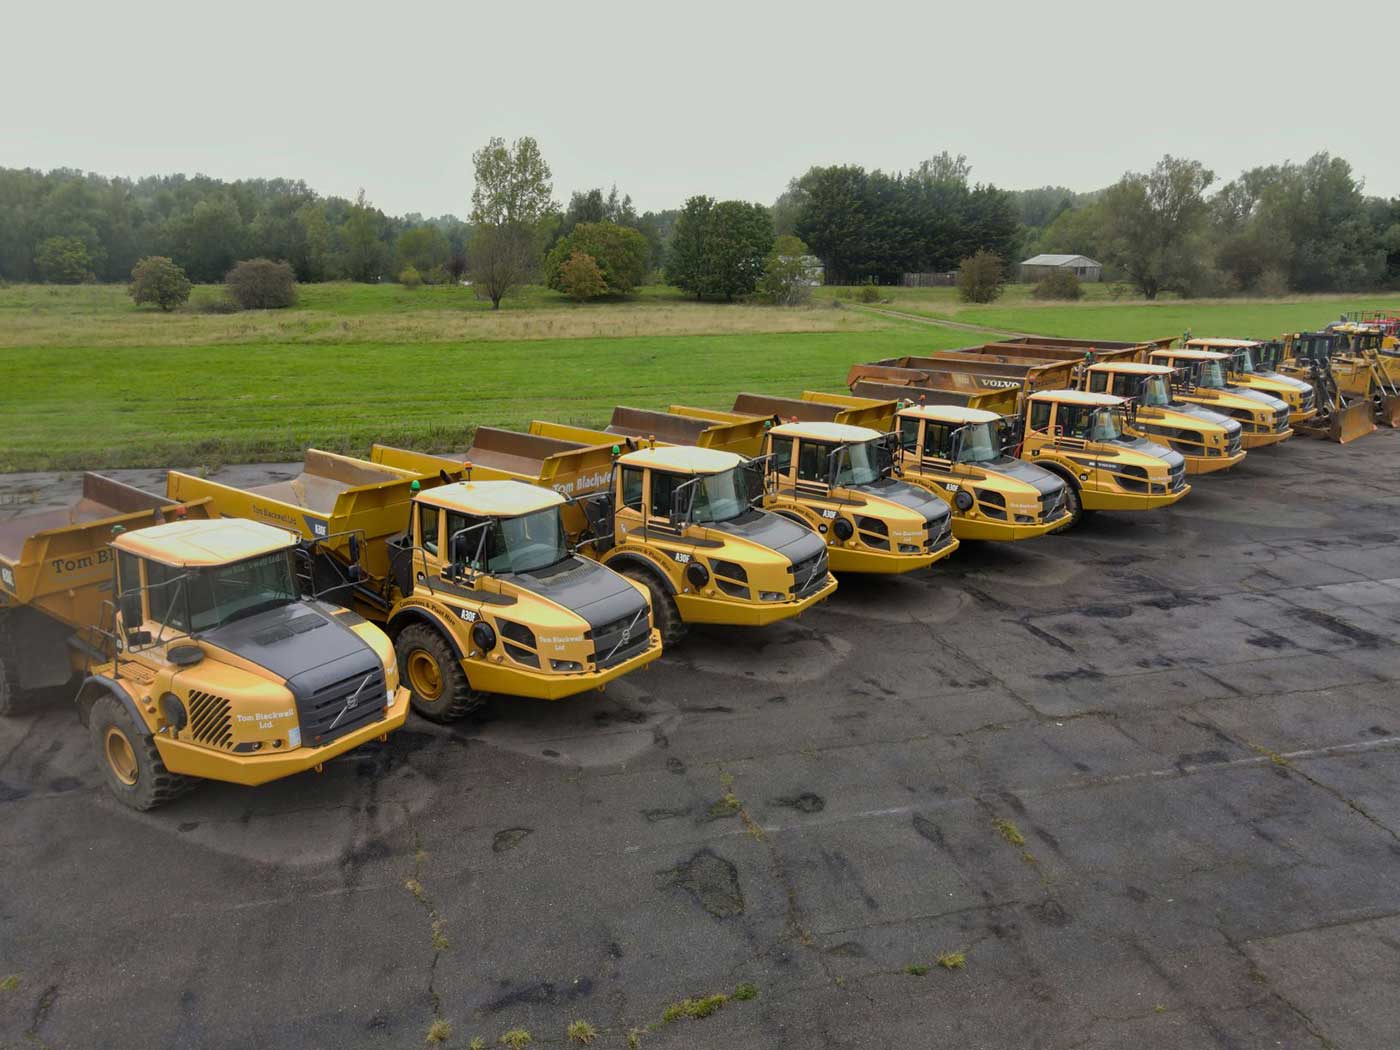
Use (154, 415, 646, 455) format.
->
(1147, 349, 1293, 448)
(1182, 338, 1317, 425)
(168, 451, 662, 721)
(370, 432, 836, 646)
(1079, 361, 1246, 475)
(2, 483, 410, 809)
(532, 402, 959, 574)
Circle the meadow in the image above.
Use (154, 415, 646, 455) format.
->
(1, 281, 1395, 472)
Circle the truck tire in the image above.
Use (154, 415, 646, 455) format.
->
(0, 647, 24, 717)
(395, 623, 485, 723)
(1046, 471, 1083, 533)
(89, 693, 194, 810)
(621, 566, 686, 648)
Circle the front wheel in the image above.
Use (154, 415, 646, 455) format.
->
(1053, 479, 1083, 533)
(89, 694, 194, 810)
(620, 567, 685, 648)
(395, 623, 486, 723)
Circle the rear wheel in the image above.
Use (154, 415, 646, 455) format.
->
(395, 623, 485, 723)
(621, 567, 685, 648)
(89, 694, 193, 810)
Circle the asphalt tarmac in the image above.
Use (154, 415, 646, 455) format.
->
(2, 432, 1399, 1049)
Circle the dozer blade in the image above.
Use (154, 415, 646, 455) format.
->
(1333, 399, 1378, 443)
(1377, 394, 1400, 428)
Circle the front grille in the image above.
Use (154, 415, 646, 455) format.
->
(791, 551, 828, 598)
(1226, 429, 1243, 455)
(591, 606, 652, 669)
(188, 691, 233, 749)
(1168, 463, 1187, 491)
(1273, 407, 1289, 431)
(298, 667, 387, 747)
(925, 517, 955, 551)
(1300, 389, 1315, 413)
(1040, 488, 1068, 521)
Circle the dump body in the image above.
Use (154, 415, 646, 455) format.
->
(530, 406, 768, 458)
(372, 434, 836, 639)
(539, 413, 957, 574)
(1081, 362, 1246, 475)
(171, 449, 661, 710)
(991, 336, 1175, 355)
(1149, 350, 1293, 448)
(845, 376, 1022, 415)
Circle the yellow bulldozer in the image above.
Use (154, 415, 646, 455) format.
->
(1, 475, 410, 809)
(1275, 332, 1384, 441)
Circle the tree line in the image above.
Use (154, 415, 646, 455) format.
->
(2, 144, 1397, 302)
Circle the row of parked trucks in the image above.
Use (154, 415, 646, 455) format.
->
(0, 330, 1390, 809)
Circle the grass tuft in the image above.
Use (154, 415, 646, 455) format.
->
(431, 919, 450, 952)
(626, 1029, 644, 1049)
(500, 1030, 532, 1049)
(0, 975, 17, 992)
(405, 877, 426, 901)
(904, 964, 931, 976)
(567, 1020, 598, 1044)
(733, 982, 758, 1001)
(425, 1019, 452, 1044)
(936, 952, 967, 970)
(993, 819, 1026, 846)
(470, 1039, 486, 1050)
(661, 994, 729, 1023)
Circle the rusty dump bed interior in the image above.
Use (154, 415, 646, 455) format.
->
(993, 336, 1174, 352)
(942, 344, 1144, 364)
(0, 474, 170, 563)
(602, 407, 714, 444)
(467, 427, 587, 475)
(239, 451, 407, 514)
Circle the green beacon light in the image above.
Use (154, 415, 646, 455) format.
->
(410, 480, 421, 493)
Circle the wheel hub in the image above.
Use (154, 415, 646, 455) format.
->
(104, 726, 139, 786)
(407, 650, 444, 700)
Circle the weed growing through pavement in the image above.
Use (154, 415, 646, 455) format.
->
(937, 952, 967, 970)
(0, 976, 17, 992)
(425, 1019, 452, 1044)
(993, 819, 1025, 846)
(500, 1030, 532, 1049)
(733, 983, 758, 1001)
(662, 994, 729, 1023)
(904, 964, 931, 976)
(567, 1020, 598, 1044)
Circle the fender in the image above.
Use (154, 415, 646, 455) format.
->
(601, 550, 678, 594)
(1032, 458, 1083, 491)
(387, 604, 466, 661)
(773, 507, 820, 530)
(75, 675, 147, 734)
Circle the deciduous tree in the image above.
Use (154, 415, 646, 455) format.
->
(128, 256, 191, 310)
(1099, 155, 1214, 299)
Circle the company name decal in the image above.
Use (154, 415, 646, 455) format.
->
(49, 547, 113, 577)
(552, 470, 610, 496)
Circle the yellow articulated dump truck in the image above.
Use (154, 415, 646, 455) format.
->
(371, 430, 836, 646)
(1183, 338, 1317, 425)
(1, 477, 410, 809)
(168, 450, 661, 721)
(1148, 349, 1293, 449)
(533, 399, 958, 574)
(1079, 361, 1246, 475)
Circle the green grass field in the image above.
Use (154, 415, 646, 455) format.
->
(2, 281, 1396, 472)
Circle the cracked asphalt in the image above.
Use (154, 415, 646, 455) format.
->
(2, 432, 1400, 1049)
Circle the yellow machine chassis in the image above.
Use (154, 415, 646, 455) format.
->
(1080, 486, 1191, 513)
(462, 629, 662, 700)
(1240, 429, 1292, 449)
(672, 576, 837, 626)
(825, 545, 953, 574)
(153, 687, 411, 786)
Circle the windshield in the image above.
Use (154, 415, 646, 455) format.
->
(185, 551, 299, 633)
(480, 507, 568, 574)
(688, 467, 751, 524)
(1139, 375, 1171, 407)
(1197, 361, 1228, 388)
(1087, 407, 1122, 441)
(956, 422, 1002, 463)
(832, 440, 882, 486)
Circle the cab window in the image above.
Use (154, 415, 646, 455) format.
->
(117, 551, 144, 627)
(621, 467, 644, 511)
(146, 559, 190, 633)
(769, 435, 794, 474)
(1087, 372, 1109, 394)
(796, 440, 828, 483)
(898, 417, 920, 452)
(649, 471, 682, 518)
(420, 506, 440, 556)
(445, 511, 489, 566)
(1029, 401, 1053, 433)
(922, 422, 952, 458)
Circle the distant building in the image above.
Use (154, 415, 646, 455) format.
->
(1020, 254, 1103, 283)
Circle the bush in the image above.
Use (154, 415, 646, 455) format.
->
(426, 264, 452, 286)
(225, 258, 297, 310)
(1031, 270, 1083, 301)
(399, 264, 423, 289)
(857, 282, 881, 303)
(544, 222, 650, 297)
(756, 236, 815, 306)
(35, 236, 94, 284)
(558, 250, 608, 302)
(128, 256, 192, 311)
(955, 251, 1005, 303)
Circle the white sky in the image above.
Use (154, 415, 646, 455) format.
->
(5, 0, 1395, 216)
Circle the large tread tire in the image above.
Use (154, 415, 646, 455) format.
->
(89, 694, 194, 811)
(1052, 476, 1084, 533)
(621, 567, 686, 648)
(395, 623, 486, 723)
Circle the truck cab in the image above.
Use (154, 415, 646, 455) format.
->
(84, 517, 410, 809)
(1185, 338, 1317, 424)
(890, 403, 1071, 541)
(386, 479, 662, 719)
(1082, 361, 1246, 475)
(1021, 389, 1190, 526)
(1149, 349, 1293, 448)
(759, 419, 957, 573)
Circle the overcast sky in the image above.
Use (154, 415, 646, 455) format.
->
(6, 0, 1396, 217)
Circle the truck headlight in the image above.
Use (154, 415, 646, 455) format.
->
(385, 688, 394, 708)
(288, 727, 302, 748)
(760, 591, 784, 602)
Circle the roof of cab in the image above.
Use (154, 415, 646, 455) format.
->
(617, 445, 743, 474)
(1029, 388, 1124, 406)
(1087, 361, 1173, 375)
(895, 403, 1001, 424)
(1150, 348, 1229, 361)
(417, 480, 565, 517)
(112, 518, 295, 568)
(769, 420, 881, 443)
(1185, 337, 1262, 349)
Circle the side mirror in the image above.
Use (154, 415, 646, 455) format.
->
(125, 628, 153, 647)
